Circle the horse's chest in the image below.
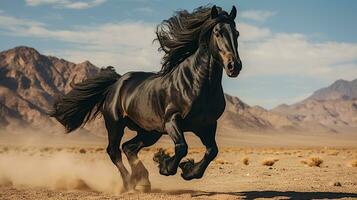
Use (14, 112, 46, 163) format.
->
(186, 94, 225, 124)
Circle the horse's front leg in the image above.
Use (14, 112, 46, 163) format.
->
(179, 122, 218, 180)
(154, 113, 187, 176)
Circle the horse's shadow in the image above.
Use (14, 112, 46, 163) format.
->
(153, 189, 357, 200)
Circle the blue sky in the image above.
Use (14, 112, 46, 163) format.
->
(1, 0, 357, 108)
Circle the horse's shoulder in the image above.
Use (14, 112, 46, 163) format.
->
(121, 71, 155, 80)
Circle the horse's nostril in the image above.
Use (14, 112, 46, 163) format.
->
(228, 62, 234, 70)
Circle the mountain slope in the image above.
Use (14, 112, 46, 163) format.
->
(307, 79, 357, 101)
(0, 46, 99, 130)
(221, 94, 296, 131)
(273, 79, 357, 131)
(1, 46, 356, 135)
(1, 46, 289, 134)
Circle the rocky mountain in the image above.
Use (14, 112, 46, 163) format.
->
(273, 79, 357, 132)
(0, 46, 356, 135)
(220, 94, 297, 131)
(307, 79, 357, 101)
(0, 46, 289, 135)
(0, 46, 99, 131)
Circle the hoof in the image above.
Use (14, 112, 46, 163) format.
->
(120, 187, 133, 194)
(181, 172, 202, 181)
(179, 158, 195, 173)
(120, 187, 138, 194)
(154, 148, 176, 176)
(120, 182, 135, 194)
(136, 184, 151, 193)
(153, 148, 170, 164)
(159, 163, 177, 176)
(179, 159, 203, 180)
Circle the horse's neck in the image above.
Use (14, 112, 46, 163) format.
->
(177, 44, 223, 97)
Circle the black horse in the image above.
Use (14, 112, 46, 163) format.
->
(50, 5, 242, 193)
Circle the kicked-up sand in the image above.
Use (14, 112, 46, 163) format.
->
(0, 131, 356, 200)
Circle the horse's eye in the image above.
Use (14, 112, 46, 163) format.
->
(215, 29, 223, 37)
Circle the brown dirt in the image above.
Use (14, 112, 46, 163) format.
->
(1, 138, 357, 200)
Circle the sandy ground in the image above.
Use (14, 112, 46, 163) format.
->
(0, 132, 356, 199)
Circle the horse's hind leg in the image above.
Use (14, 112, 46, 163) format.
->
(122, 131, 162, 192)
(104, 116, 132, 192)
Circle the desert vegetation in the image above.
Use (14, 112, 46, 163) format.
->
(261, 158, 279, 166)
(242, 157, 249, 165)
(349, 159, 357, 167)
(0, 142, 356, 199)
(301, 157, 324, 167)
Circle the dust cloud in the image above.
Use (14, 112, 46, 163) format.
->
(0, 152, 122, 194)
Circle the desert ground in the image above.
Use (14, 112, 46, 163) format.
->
(0, 131, 356, 200)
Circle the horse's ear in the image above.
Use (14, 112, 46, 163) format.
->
(230, 5, 237, 20)
(211, 5, 219, 19)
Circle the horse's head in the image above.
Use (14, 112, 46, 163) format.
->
(210, 5, 242, 77)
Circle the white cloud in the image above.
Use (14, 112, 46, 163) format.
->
(1, 12, 357, 88)
(241, 33, 357, 81)
(239, 23, 272, 42)
(0, 15, 45, 29)
(240, 10, 276, 22)
(0, 13, 160, 72)
(25, 0, 106, 9)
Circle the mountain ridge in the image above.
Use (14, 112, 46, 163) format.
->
(0, 46, 100, 130)
(306, 78, 357, 101)
(272, 78, 357, 131)
(1, 46, 356, 135)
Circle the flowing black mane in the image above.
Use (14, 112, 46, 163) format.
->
(155, 6, 233, 75)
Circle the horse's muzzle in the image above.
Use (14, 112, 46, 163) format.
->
(226, 60, 242, 77)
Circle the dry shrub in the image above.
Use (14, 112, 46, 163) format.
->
(262, 158, 279, 166)
(349, 159, 357, 167)
(242, 157, 249, 165)
(96, 147, 104, 152)
(79, 148, 86, 154)
(40, 147, 51, 152)
(293, 150, 301, 154)
(214, 158, 231, 165)
(302, 157, 323, 167)
(309, 157, 323, 167)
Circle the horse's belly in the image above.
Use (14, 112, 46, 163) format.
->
(125, 101, 164, 132)
(117, 73, 165, 132)
(131, 116, 163, 132)
(125, 116, 163, 132)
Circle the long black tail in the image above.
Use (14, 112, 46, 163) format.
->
(50, 66, 120, 133)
